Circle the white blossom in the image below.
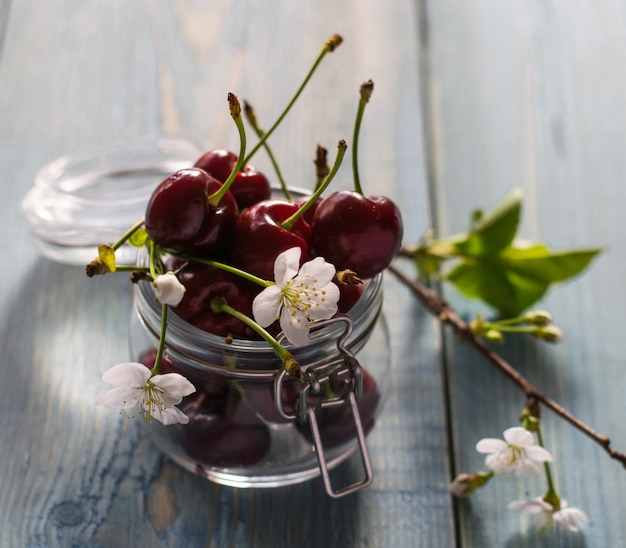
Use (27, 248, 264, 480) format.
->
(475, 426, 552, 476)
(252, 247, 340, 346)
(153, 272, 186, 306)
(96, 362, 195, 425)
(508, 497, 589, 533)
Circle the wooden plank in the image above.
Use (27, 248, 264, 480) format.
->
(421, 0, 626, 544)
(0, 1, 454, 546)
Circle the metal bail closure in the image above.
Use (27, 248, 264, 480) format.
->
(273, 315, 374, 497)
(307, 386, 373, 498)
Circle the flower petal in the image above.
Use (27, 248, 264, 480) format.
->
(297, 256, 336, 284)
(503, 426, 534, 446)
(513, 458, 543, 477)
(96, 387, 141, 409)
(508, 498, 552, 515)
(102, 362, 150, 388)
(485, 453, 511, 474)
(152, 404, 190, 425)
(252, 285, 282, 327)
(524, 445, 553, 463)
(274, 247, 301, 285)
(279, 307, 311, 346)
(508, 498, 554, 530)
(475, 438, 507, 454)
(553, 507, 589, 532)
(306, 282, 340, 321)
(151, 373, 196, 404)
(532, 510, 553, 530)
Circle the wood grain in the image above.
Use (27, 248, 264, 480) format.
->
(421, 0, 626, 544)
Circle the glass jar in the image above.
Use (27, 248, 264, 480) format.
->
(128, 251, 391, 497)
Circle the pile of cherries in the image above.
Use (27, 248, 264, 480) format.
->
(136, 83, 403, 467)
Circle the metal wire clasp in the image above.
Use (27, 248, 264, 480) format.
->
(273, 315, 373, 498)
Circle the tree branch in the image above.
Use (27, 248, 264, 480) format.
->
(386, 262, 626, 469)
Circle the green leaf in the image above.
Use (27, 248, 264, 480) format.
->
(128, 228, 149, 248)
(498, 245, 602, 283)
(455, 188, 522, 257)
(445, 261, 550, 317)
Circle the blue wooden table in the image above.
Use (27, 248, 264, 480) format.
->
(1, 1, 625, 546)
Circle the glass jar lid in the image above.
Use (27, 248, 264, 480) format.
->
(22, 136, 204, 265)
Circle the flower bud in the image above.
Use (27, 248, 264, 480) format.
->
(153, 272, 186, 307)
(524, 310, 553, 326)
(469, 315, 486, 335)
(535, 325, 564, 343)
(449, 471, 493, 497)
(484, 329, 504, 344)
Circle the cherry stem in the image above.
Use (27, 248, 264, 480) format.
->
(209, 93, 247, 206)
(150, 303, 168, 376)
(111, 218, 145, 251)
(281, 139, 347, 231)
(352, 80, 374, 196)
(244, 100, 292, 200)
(474, 323, 541, 335)
(210, 297, 299, 376)
(169, 251, 272, 288)
(386, 261, 626, 469)
(148, 241, 160, 280)
(243, 34, 343, 165)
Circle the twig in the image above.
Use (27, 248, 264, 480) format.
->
(386, 262, 626, 469)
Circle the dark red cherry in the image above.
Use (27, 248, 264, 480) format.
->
(230, 199, 312, 281)
(311, 190, 403, 279)
(144, 168, 238, 257)
(194, 149, 271, 210)
(173, 262, 255, 338)
(193, 149, 236, 182)
(336, 281, 365, 313)
(178, 393, 271, 466)
(297, 366, 380, 448)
